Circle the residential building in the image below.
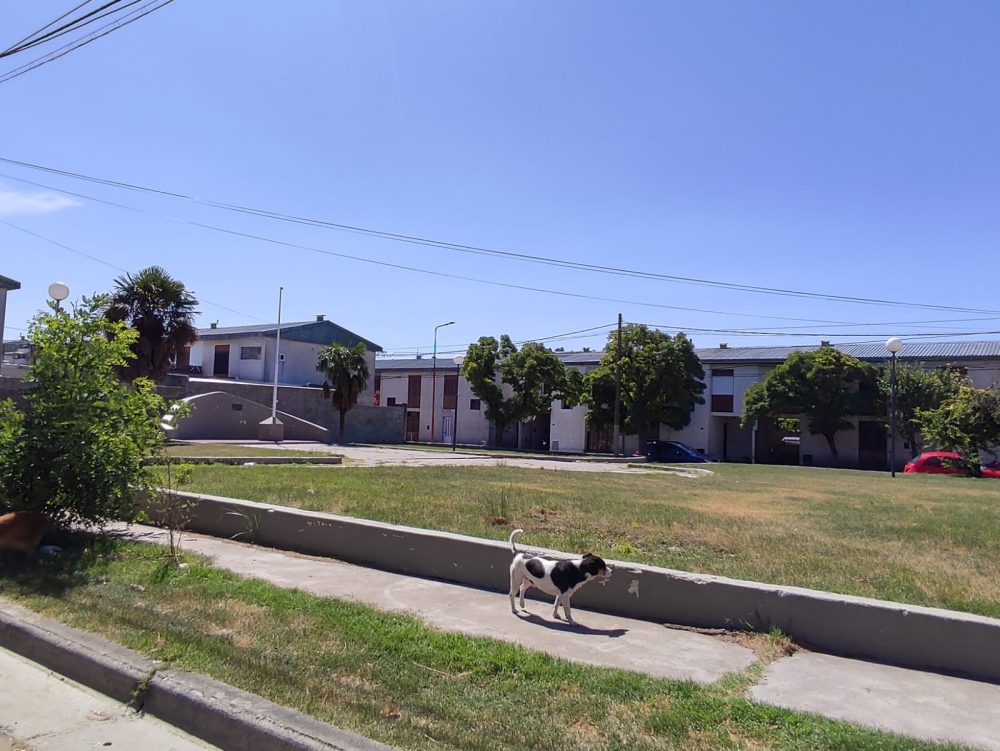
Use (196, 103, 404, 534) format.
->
(0, 274, 20, 357)
(375, 340, 1000, 469)
(188, 315, 382, 405)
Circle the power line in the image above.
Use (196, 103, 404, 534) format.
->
(0, 0, 175, 85)
(0, 219, 265, 323)
(1, 1, 136, 58)
(1, 155, 998, 316)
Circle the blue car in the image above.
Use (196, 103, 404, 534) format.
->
(646, 440, 718, 463)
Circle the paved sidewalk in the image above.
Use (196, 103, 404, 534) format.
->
(117, 524, 1000, 750)
(0, 646, 220, 751)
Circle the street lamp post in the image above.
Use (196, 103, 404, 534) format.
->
(886, 337, 903, 477)
(452, 354, 464, 451)
(48, 281, 69, 311)
(430, 321, 455, 443)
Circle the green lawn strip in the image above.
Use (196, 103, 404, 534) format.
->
(164, 443, 330, 459)
(0, 535, 966, 751)
(177, 462, 1000, 618)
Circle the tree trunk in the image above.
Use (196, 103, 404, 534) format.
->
(338, 408, 347, 444)
(824, 433, 840, 466)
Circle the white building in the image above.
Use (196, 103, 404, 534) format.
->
(376, 340, 1000, 469)
(188, 316, 382, 405)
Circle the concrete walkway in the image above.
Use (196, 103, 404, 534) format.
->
(112, 524, 1000, 750)
(0, 645, 221, 751)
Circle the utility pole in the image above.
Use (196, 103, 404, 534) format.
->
(613, 313, 622, 456)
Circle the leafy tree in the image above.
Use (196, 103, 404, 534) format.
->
(317, 342, 370, 444)
(917, 384, 1000, 474)
(461, 336, 573, 447)
(741, 347, 876, 465)
(105, 265, 199, 383)
(0, 296, 167, 526)
(877, 363, 962, 455)
(583, 326, 706, 450)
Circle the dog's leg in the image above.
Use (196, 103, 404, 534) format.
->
(563, 596, 575, 625)
(552, 594, 562, 620)
(509, 574, 520, 614)
(518, 581, 529, 609)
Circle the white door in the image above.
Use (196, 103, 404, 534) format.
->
(442, 415, 454, 444)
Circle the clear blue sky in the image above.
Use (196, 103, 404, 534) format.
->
(2, 1, 998, 358)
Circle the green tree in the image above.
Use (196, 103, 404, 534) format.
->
(0, 296, 167, 526)
(877, 363, 962, 455)
(105, 266, 199, 383)
(461, 336, 573, 447)
(317, 342, 370, 444)
(917, 384, 1000, 474)
(741, 347, 876, 465)
(584, 326, 706, 450)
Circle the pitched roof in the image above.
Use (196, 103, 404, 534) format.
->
(374, 340, 1000, 373)
(695, 341, 1000, 364)
(197, 320, 381, 352)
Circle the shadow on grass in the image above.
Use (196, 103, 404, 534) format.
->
(0, 529, 126, 598)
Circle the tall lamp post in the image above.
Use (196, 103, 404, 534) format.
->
(430, 320, 455, 443)
(886, 337, 903, 477)
(452, 354, 464, 451)
(48, 281, 69, 311)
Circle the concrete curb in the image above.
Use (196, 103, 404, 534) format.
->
(0, 601, 397, 751)
(149, 490, 1000, 684)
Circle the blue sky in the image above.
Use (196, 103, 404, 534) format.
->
(1, 1, 998, 359)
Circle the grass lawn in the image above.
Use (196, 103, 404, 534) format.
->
(176, 461, 1000, 618)
(164, 443, 324, 458)
(0, 535, 969, 751)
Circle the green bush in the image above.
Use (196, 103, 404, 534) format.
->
(0, 295, 167, 526)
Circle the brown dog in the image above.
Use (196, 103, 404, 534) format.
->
(0, 511, 53, 554)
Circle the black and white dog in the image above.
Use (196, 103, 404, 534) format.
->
(508, 528, 612, 625)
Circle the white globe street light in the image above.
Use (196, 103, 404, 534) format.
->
(48, 281, 70, 310)
(886, 337, 903, 477)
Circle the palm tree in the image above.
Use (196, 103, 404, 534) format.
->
(105, 266, 199, 384)
(317, 342, 370, 443)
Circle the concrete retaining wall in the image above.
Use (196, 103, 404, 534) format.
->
(173, 378, 406, 444)
(149, 491, 1000, 684)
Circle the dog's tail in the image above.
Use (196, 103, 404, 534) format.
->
(509, 528, 524, 554)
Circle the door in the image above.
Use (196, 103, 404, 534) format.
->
(858, 420, 888, 471)
(213, 345, 230, 378)
(442, 415, 454, 444)
(405, 411, 420, 442)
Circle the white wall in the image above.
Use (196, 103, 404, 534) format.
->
(550, 402, 587, 453)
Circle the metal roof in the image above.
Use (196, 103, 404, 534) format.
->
(695, 341, 1000, 364)
(197, 320, 382, 352)
(377, 358, 458, 371)
(374, 340, 1000, 373)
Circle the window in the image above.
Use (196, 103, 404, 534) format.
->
(407, 375, 422, 408)
(711, 394, 734, 412)
(240, 346, 262, 360)
(443, 375, 458, 410)
(470, 398, 481, 411)
(561, 399, 572, 410)
(711, 368, 735, 413)
(387, 397, 397, 407)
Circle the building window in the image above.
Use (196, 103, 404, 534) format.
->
(470, 399, 481, 411)
(711, 394, 735, 412)
(408, 374, 422, 408)
(240, 346, 262, 360)
(561, 399, 572, 410)
(443, 375, 458, 410)
(711, 368, 734, 413)
(387, 397, 397, 407)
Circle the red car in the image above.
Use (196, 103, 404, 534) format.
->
(903, 451, 1000, 478)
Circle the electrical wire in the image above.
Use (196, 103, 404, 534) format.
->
(1, 156, 998, 316)
(0, 0, 175, 85)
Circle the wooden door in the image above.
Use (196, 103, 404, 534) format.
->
(213, 345, 230, 378)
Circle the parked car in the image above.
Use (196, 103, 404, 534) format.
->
(646, 440, 718, 464)
(903, 451, 1000, 478)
